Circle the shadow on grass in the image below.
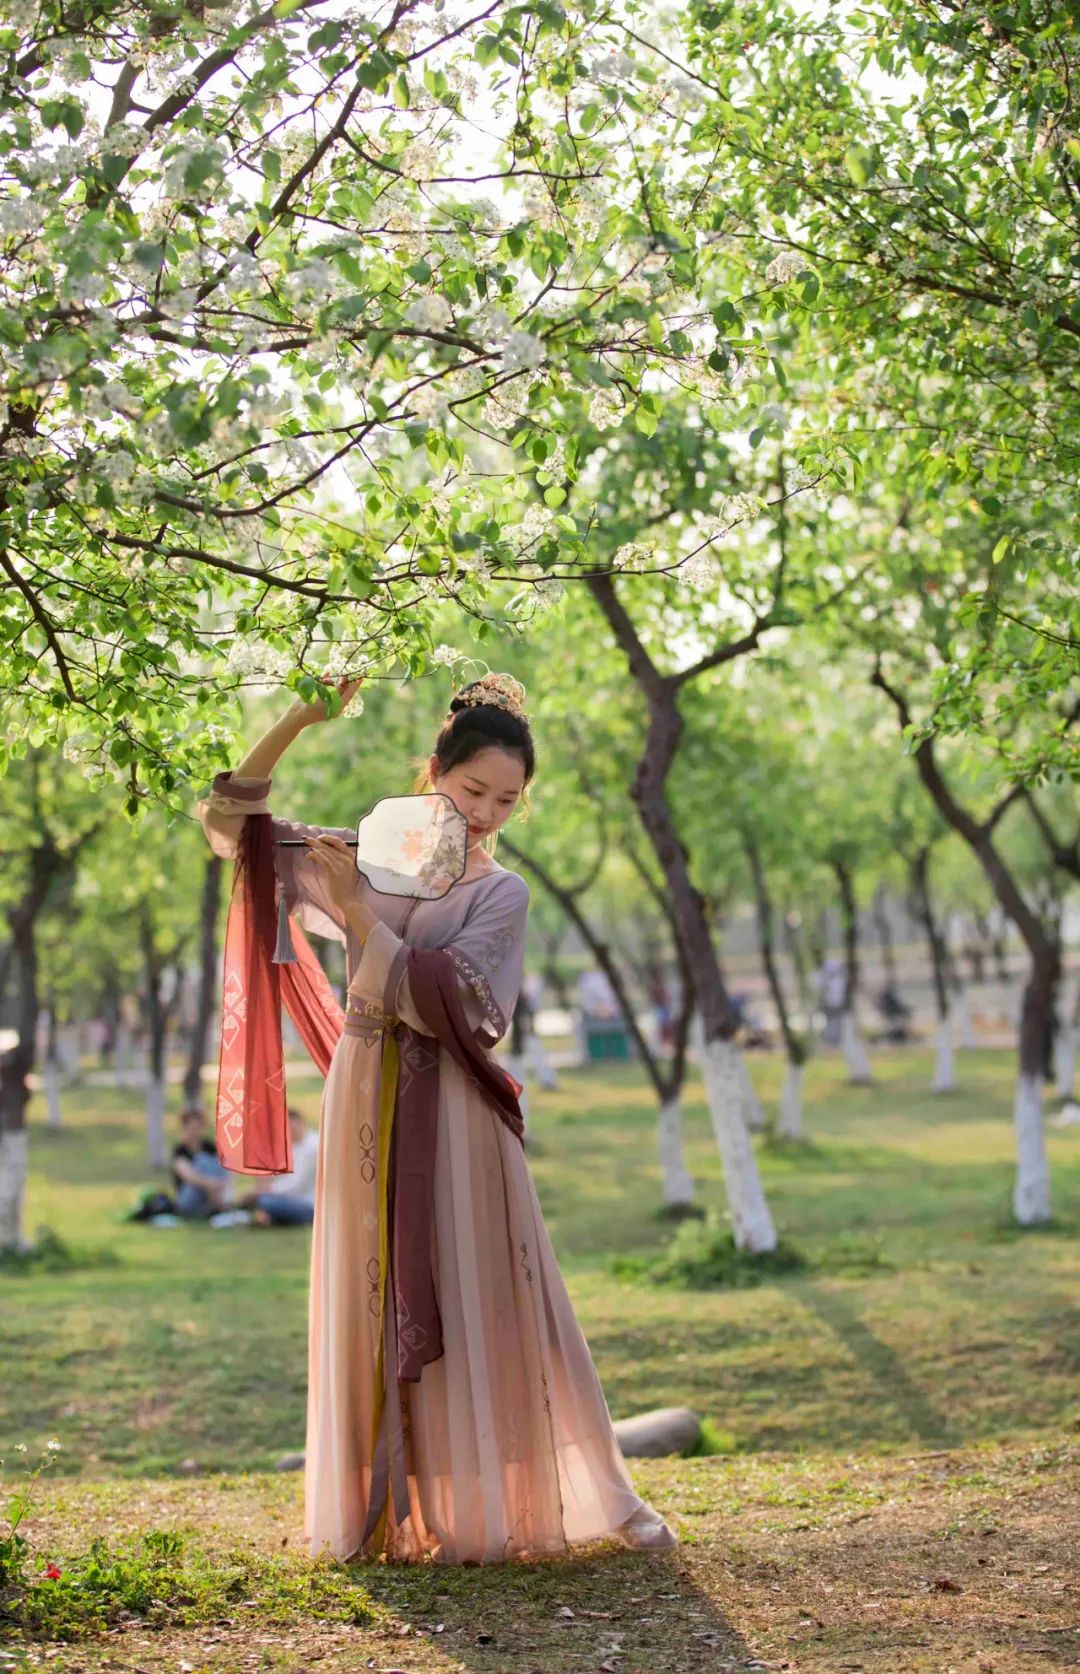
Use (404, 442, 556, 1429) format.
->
(796, 1280, 959, 1451)
(349, 1545, 753, 1674)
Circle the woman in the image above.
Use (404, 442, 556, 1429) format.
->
(198, 672, 677, 1564)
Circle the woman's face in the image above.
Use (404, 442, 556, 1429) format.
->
(429, 746, 526, 843)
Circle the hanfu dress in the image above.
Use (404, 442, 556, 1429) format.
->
(199, 772, 649, 1564)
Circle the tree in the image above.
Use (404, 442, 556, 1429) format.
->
(690, 0, 1080, 736)
(2, 0, 763, 797)
(0, 754, 102, 1249)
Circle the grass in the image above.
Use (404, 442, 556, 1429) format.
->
(2, 1043, 1079, 1670)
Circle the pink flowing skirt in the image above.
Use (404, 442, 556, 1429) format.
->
(303, 1022, 646, 1564)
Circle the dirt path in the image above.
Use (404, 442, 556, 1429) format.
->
(6, 1437, 1078, 1673)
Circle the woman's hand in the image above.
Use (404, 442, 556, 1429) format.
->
(287, 674, 364, 729)
(303, 833, 364, 912)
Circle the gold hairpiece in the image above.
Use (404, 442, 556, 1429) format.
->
(450, 672, 528, 723)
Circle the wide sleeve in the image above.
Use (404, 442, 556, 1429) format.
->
(196, 770, 361, 946)
(350, 872, 530, 1043)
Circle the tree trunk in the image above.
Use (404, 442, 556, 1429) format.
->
(872, 882, 898, 990)
(744, 835, 809, 1137)
(950, 982, 977, 1050)
(500, 831, 696, 1209)
(657, 1095, 695, 1209)
(874, 669, 1061, 1224)
(833, 859, 872, 1084)
(698, 1036, 778, 1247)
(43, 1001, 63, 1130)
(140, 908, 186, 1171)
(538, 929, 572, 1010)
(525, 1028, 559, 1091)
(1054, 972, 1079, 1101)
(0, 839, 63, 1251)
(777, 1061, 805, 1140)
(782, 909, 815, 1020)
(585, 572, 777, 1251)
(183, 853, 223, 1106)
(908, 847, 955, 1092)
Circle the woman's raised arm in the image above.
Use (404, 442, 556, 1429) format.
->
(197, 676, 363, 867)
(233, 676, 363, 779)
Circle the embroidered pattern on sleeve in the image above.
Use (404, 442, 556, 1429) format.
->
(480, 925, 515, 971)
(448, 948, 507, 1036)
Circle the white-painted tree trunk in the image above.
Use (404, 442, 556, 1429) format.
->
(506, 1052, 529, 1130)
(1012, 1072, 1051, 1225)
(737, 1052, 765, 1131)
(146, 1077, 168, 1170)
(58, 1026, 81, 1080)
(698, 1037, 778, 1252)
(931, 1017, 956, 1093)
(115, 1021, 134, 1087)
(839, 1011, 872, 1083)
(44, 1058, 64, 1129)
(657, 1095, 695, 1208)
(0, 1129, 29, 1252)
(951, 987, 977, 1049)
(525, 1030, 559, 1091)
(1054, 1024, 1078, 1103)
(776, 1062, 804, 1140)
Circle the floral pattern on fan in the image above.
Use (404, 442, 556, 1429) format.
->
(355, 792, 468, 898)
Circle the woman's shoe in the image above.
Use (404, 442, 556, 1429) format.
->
(615, 1504, 678, 1551)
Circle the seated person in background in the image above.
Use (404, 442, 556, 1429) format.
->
(238, 1106, 318, 1227)
(172, 1106, 233, 1219)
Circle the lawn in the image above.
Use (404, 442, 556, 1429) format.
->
(2, 1044, 1079, 1671)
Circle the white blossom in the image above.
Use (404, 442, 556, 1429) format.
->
(476, 304, 512, 342)
(0, 198, 45, 234)
(589, 51, 636, 82)
(681, 550, 716, 589)
(411, 383, 449, 422)
(613, 541, 654, 567)
(588, 389, 625, 428)
(501, 331, 545, 370)
(523, 187, 560, 230)
(765, 249, 806, 284)
(400, 139, 439, 178)
(405, 294, 454, 330)
(667, 74, 703, 106)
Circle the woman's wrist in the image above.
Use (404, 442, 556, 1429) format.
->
(343, 896, 378, 944)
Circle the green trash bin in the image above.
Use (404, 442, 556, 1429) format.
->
(584, 1016, 632, 1061)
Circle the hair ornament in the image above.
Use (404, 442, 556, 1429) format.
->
(449, 672, 528, 723)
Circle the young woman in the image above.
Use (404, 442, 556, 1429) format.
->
(198, 672, 677, 1564)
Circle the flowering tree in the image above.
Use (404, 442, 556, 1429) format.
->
(687, 0, 1080, 744)
(2, 0, 771, 805)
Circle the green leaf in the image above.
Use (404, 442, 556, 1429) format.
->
(393, 72, 411, 109)
(843, 144, 874, 186)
